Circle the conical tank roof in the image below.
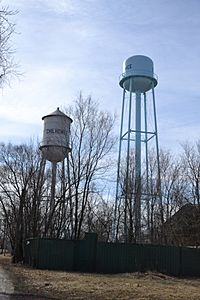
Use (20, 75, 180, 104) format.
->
(42, 107, 72, 122)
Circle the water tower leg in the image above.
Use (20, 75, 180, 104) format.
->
(50, 162, 57, 230)
(124, 84, 133, 242)
(112, 89, 126, 242)
(66, 152, 73, 238)
(135, 92, 142, 243)
(152, 86, 163, 224)
(144, 92, 150, 236)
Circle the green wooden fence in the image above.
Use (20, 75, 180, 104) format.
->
(24, 233, 200, 276)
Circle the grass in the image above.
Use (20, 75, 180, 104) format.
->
(1, 254, 200, 299)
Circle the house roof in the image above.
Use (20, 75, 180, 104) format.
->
(163, 203, 200, 246)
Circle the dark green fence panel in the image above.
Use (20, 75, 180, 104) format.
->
(141, 244, 180, 276)
(37, 239, 75, 270)
(74, 240, 92, 272)
(24, 238, 39, 267)
(181, 247, 200, 276)
(24, 235, 200, 276)
(24, 238, 75, 271)
(96, 243, 180, 275)
(96, 242, 138, 273)
(74, 233, 97, 272)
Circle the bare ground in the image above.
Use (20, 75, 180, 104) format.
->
(1, 254, 200, 299)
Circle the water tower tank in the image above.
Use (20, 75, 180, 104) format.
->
(119, 55, 157, 93)
(40, 108, 73, 163)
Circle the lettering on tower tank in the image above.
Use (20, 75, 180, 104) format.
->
(46, 129, 66, 134)
(125, 64, 132, 70)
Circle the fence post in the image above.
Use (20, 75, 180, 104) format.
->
(179, 246, 182, 276)
(84, 232, 98, 272)
(73, 233, 98, 272)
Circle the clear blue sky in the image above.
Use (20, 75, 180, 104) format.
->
(1, 0, 200, 152)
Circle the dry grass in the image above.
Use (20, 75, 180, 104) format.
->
(1, 254, 200, 299)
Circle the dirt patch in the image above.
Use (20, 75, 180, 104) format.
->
(1, 255, 200, 299)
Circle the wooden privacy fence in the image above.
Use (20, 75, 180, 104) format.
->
(24, 233, 200, 276)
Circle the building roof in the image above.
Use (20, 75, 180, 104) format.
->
(163, 204, 200, 246)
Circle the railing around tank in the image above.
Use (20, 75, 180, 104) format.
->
(119, 69, 158, 83)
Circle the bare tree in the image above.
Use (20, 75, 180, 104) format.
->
(85, 192, 113, 242)
(0, 3, 18, 86)
(0, 142, 45, 262)
(181, 141, 200, 205)
(116, 152, 136, 242)
(65, 93, 116, 239)
(116, 148, 187, 244)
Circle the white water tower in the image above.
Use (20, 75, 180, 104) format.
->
(39, 108, 73, 236)
(40, 107, 72, 163)
(113, 55, 161, 243)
